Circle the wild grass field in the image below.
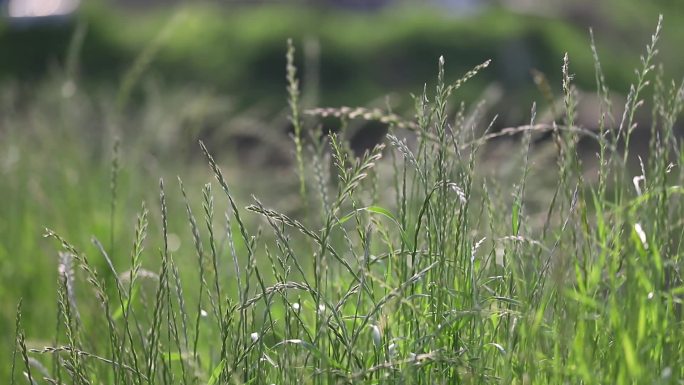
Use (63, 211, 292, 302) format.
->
(4, 9, 684, 385)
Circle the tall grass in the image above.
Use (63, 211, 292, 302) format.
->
(11, 17, 684, 384)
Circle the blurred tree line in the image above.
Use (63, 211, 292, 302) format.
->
(1, 0, 681, 127)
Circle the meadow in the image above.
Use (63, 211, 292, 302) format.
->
(3, 8, 684, 385)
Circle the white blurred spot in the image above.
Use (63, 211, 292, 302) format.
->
(200, 309, 208, 317)
(168, 233, 181, 252)
(8, 0, 80, 18)
(634, 223, 648, 249)
(632, 175, 645, 196)
(388, 343, 397, 357)
(489, 342, 506, 354)
(61, 80, 76, 98)
(250, 332, 259, 342)
(370, 325, 381, 348)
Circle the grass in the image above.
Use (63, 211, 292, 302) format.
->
(6, 15, 684, 385)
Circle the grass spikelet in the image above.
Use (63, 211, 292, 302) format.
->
(305, 106, 421, 132)
(18, 330, 34, 385)
(287, 38, 307, 200)
(110, 136, 120, 258)
(199, 141, 252, 254)
(178, 177, 209, 361)
(201, 182, 223, 323)
(11, 300, 23, 385)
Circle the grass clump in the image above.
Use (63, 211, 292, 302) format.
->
(11, 17, 684, 384)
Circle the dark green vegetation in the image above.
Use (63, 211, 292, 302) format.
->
(2, 1, 683, 117)
(3, 4, 684, 384)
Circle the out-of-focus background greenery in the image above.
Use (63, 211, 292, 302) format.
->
(4, 0, 683, 122)
(1, 0, 682, 380)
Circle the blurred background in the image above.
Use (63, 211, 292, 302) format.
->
(3, 0, 683, 121)
(2, 0, 682, 144)
(1, 0, 682, 379)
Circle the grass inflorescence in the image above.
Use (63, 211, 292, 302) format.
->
(11, 17, 684, 384)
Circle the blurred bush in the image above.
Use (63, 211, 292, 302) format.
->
(2, 1, 682, 126)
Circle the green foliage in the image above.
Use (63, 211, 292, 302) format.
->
(4, 2, 682, 113)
